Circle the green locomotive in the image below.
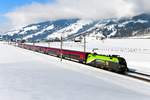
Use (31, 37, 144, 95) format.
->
(86, 53, 128, 73)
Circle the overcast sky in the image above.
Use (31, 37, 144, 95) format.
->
(0, 0, 150, 33)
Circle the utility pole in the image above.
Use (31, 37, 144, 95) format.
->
(60, 35, 63, 61)
(33, 41, 35, 46)
(48, 42, 50, 47)
(84, 35, 86, 53)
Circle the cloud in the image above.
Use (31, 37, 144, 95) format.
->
(2, 0, 150, 32)
(126, 0, 150, 14)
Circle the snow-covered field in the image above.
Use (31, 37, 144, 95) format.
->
(0, 42, 150, 100)
(27, 38, 150, 75)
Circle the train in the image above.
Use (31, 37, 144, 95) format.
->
(18, 43, 128, 73)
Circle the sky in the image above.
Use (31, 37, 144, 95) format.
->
(0, 0, 54, 33)
(0, 0, 51, 13)
(0, 0, 150, 33)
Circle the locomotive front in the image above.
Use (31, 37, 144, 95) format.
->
(86, 53, 128, 73)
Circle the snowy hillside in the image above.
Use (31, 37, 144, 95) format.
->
(2, 13, 150, 41)
(46, 20, 93, 40)
(0, 42, 150, 100)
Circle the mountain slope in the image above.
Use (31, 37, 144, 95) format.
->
(2, 13, 150, 41)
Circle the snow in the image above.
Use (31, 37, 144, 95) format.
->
(95, 23, 106, 28)
(107, 30, 117, 37)
(118, 19, 148, 27)
(118, 20, 133, 27)
(47, 20, 92, 39)
(23, 25, 54, 39)
(103, 24, 118, 37)
(23, 30, 44, 40)
(104, 24, 116, 31)
(0, 42, 150, 100)
(23, 35, 34, 40)
(45, 25, 54, 30)
(5, 30, 20, 36)
(19, 26, 38, 35)
(130, 34, 150, 39)
(89, 33, 105, 38)
(24, 26, 38, 31)
(136, 19, 148, 23)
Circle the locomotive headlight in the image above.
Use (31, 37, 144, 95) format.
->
(106, 62, 109, 66)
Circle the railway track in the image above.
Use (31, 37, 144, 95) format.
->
(125, 70, 150, 83)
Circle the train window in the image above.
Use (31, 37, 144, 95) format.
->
(47, 50, 57, 55)
(69, 54, 80, 59)
(118, 58, 127, 66)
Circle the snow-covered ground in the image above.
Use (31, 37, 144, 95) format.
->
(27, 38, 150, 75)
(0, 42, 150, 100)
